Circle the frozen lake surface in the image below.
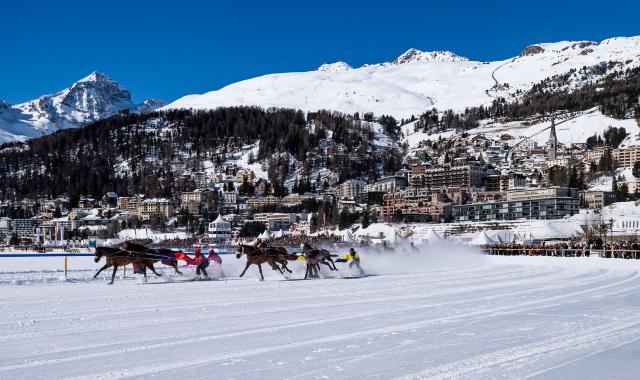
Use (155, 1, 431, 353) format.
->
(1, 250, 640, 379)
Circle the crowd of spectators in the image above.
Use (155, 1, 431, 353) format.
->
(271, 235, 366, 249)
(483, 239, 640, 259)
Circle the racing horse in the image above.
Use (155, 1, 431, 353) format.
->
(262, 246, 300, 274)
(93, 246, 160, 284)
(301, 243, 339, 278)
(236, 244, 293, 280)
(123, 241, 183, 275)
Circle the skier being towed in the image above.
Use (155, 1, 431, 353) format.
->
(193, 249, 210, 279)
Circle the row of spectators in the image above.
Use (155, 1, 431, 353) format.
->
(483, 241, 640, 259)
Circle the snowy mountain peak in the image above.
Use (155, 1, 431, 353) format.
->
(51, 72, 133, 112)
(134, 99, 166, 114)
(76, 71, 120, 85)
(0, 72, 164, 143)
(520, 41, 599, 57)
(317, 61, 353, 72)
(393, 48, 469, 64)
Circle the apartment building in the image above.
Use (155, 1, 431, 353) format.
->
(410, 164, 483, 190)
(453, 197, 579, 222)
(613, 147, 640, 168)
(117, 196, 142, 211)
(506, 187, 576, 202)
(338, 179, 366, 199)
(364, 175, 408, 193)
(578, 190, 616, 209)
(137, 198, 174, 220)
(281, 193, 314, 207)
(253, 213, 297, 231)
(180, 190, 205, 214)
(247, 196, 279, 209)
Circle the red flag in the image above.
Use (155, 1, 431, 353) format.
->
(175, 252, 196, 265)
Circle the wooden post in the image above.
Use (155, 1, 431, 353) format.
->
(123, 265, 126, 278)
(64, 256, 68, 278)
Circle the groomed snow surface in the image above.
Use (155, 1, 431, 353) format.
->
(2, 245, 640, 379)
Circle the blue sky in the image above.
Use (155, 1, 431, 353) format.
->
(2, 0, 639, 104)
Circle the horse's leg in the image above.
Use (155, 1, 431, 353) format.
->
(174, 262, 183, 275)
(304, 263, 309, 279)
(239, 262, 251, 277)
(93, 263, 111, 279)
(276, 260, 289, 278)
(258, 263, 264, 280)
(147, 263, 161, 277)
(268, 259, 283, 275)
(109, 265, 118, 285)
(307, 264, 312, 279)
(328, 259, 338, 271)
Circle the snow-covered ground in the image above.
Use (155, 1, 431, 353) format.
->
(2, 246, 640, 379)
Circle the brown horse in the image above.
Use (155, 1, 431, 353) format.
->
(93, 247, 160, 284)
(236, 244, 289, 280)
(124, 241, 183, 275)
(262, 246, 301, 274)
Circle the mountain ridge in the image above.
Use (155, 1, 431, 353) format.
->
(164, 36, 640, 119)
(0, 72, 164, 143)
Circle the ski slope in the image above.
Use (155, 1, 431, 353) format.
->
(164, 36, 640, 119)
(402, 108, 640, 150)
(1, 250, 640, 379)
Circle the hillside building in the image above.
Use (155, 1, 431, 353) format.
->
(613, 147, 640, 168)
(453, 197, 579, 222)
(137, 198, 174, 220)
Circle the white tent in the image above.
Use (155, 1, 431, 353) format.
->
(523, 231, 534, 241)
(572, 226, 585, 238)
(274, 229, 285, 239)
(510, 232, 520, 242)
(258, 229, 273, 240)
(527, 221, 565, 240)
(469, 230, 497, 246)
(103, 238, 124, 247)
(343, 230, 355, 243)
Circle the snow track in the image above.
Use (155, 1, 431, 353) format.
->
(1, 256, 640, 379)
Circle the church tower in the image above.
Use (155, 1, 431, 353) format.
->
(548, 118, 557, 160)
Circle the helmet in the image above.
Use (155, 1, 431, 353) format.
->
(195, 248, 202, 255)
(350, 247, 355, 254)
